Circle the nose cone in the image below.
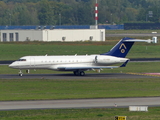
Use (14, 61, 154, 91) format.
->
(9, 62, 18, 69)
(9, 63, 14, 68)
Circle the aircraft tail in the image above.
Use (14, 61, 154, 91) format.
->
(101, 37, 135, 58)
(101, 37, 157, 58)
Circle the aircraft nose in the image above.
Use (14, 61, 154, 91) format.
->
(9, 63, 17, 68)
(9, 63, 13, 68)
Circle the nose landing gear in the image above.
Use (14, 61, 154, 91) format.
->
(19, 70, 23, 77)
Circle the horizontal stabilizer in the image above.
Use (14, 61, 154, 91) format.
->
(123, 39, 157, 43)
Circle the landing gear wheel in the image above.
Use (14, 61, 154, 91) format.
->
(80, 71, 85, 76)
(73, 71, 79, 76)
(73, 71, 85, 76)
(19, 70, 23, 77)
(19, 73, 23, 77)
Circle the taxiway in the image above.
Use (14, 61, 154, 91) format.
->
(1, 97, 160, 110)
(0, 73, 159, 79)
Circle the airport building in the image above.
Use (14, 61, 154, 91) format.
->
(0, 29, 105, 42)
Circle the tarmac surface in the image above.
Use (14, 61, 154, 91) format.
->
(0, 72, 159, 79)
(106, 33, 160, 37)
(1, 97, 160, 110)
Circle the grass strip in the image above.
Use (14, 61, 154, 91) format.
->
(0, 107, 160, 120)
(1, 78, 160, 101)
(0, 41, 159, 60)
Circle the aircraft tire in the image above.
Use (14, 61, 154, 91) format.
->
(80, 71, 85, 76)
(73, 71, 85, 76)
(19, 73, 23, 77)
(73, 71, 79, 76)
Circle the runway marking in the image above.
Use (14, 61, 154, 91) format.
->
(144, 73, 160, 77)
(127, 72, 160, 77)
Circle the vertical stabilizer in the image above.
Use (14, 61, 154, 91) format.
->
(101, 37, 135, 58)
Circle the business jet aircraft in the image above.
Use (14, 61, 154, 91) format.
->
(9, 37, 156, 76)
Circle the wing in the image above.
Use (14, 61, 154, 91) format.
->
(57, 66, 119, 71)
(57, 60, 129, 71)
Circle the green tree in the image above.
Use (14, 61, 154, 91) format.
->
(38, 0, 54, 25)
(0, 1, 7, 25)
(1, 0, 160, 25)
(26, 2, 39, 25)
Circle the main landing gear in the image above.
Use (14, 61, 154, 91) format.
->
(73, 70, 85, 76)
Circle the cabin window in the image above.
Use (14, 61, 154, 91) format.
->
(18, 59, 26, 61)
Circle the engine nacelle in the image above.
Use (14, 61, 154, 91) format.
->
(95, 55, 128, 64)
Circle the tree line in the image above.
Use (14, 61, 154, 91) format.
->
(0, 0, 160, 26)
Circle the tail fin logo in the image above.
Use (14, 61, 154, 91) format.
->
(119, 43, 127, 53)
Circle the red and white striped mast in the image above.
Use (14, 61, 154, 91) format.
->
(95, 0, 98, 29)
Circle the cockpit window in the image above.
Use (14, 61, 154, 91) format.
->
(17, 59, 26, 61)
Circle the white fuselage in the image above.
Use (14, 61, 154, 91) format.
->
(8, 37, 154, 76)
(9, 55, 128, 71)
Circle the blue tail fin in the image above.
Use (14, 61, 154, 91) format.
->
(101, 37, 135, 58)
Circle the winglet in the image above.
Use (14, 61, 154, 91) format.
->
(120, 60, 129, 67)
